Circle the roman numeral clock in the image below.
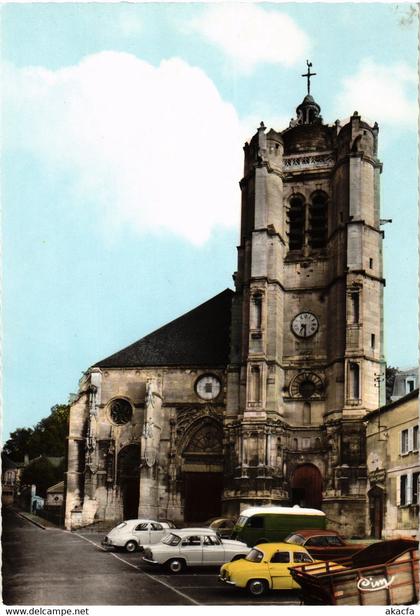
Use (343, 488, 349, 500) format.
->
(291, 311, 319, 338)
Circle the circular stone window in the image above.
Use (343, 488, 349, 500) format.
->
(109, 398, 133, 425)
(289, 372, 324, 400)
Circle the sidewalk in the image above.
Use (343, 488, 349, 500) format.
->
(16, 509, 60, 530)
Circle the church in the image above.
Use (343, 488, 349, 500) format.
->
(65, 72, 386, 538)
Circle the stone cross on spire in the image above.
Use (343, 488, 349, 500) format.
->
(301, 60, 316, 95)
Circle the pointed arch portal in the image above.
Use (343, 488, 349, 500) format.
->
(182, 419, 223, 523)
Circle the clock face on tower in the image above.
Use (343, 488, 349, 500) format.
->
(291, 312, 319, 338)
(195, 374, 221, 400)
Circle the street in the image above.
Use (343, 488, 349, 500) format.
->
(2, 509, 301, 606)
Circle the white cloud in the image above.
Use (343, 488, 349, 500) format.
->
(3, 52, 245, 245)
(334, 60, 417, 128)
(188, 4, 310, 73)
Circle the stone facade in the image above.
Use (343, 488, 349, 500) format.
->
(65, 91, 386, 537)
(366, 389, 419, 540)
(223, 98, 385, 538)
(65, 365, 228, 528)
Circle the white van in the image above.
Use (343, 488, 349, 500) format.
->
(102, 519, 174, 552)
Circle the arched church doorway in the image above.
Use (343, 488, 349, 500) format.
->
(117, 444, 140, 519)
(182, 419, 223, 523)
(368, 485, 384, 539)
(291, 464, 323, 509)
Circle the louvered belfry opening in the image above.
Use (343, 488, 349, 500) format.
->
(309, 193, 328, 250)
(288, 195, 305, 251)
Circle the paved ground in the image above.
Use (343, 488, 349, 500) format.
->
(2, 508, 301, 606)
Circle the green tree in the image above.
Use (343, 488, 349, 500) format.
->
(4, 404, 70, 461)
(3, 427, 35, 461)
(30, 404, 70, 457)
(20, 457, 62, 498)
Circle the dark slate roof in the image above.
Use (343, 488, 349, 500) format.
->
(95, 289, 233, 368)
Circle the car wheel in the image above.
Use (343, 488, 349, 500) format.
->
(166, 558, 185, 574)
(247, 579, 268, 597)
(125, 540, 138, 553)
(231, 554, 246, 561)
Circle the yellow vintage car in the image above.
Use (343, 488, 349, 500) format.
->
(219, 542, 342, 597)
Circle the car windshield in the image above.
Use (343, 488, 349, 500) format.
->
(116, 522, 127, 529)
(161, 533, 181, 546)
(285, 534, 305, 546)
(245, 549, 264, 563)
(236, 516, 248, 528)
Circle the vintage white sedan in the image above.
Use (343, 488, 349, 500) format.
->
(102, 519, 174, 552)
(142, 528, 249, 573)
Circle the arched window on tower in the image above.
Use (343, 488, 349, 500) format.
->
(288, 195, 305, 251)
(309, 193, 328, 250)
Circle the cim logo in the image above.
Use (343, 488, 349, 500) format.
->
(357, 575, 395, 592)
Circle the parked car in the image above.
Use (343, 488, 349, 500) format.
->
(219, 542, 343, 597)
(102, 519, 172, 552)
(142, 528, 249, 573)
(284, 530, 366, 561)
(231, 505, 326, 546)
(160, 520, 177, 529)
(204, 517, 236, 538)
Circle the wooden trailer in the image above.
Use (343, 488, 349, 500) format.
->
(290, 538, 419, 606)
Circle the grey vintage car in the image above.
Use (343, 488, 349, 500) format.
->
(142, 528, 249, 573)
(102, 519, 173, 552)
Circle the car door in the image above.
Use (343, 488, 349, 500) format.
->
(149, 522, 166, 544)
(291, 551, 314, 589)
(132, 522, 151, 546)
(179, 535, 203, 566)
(201, 534, 225, 565)
(267, 550, 293, 590)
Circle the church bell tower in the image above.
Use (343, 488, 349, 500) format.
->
(223, 65, 385, 537)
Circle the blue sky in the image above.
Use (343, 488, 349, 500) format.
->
(2, 2, 418, 439)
